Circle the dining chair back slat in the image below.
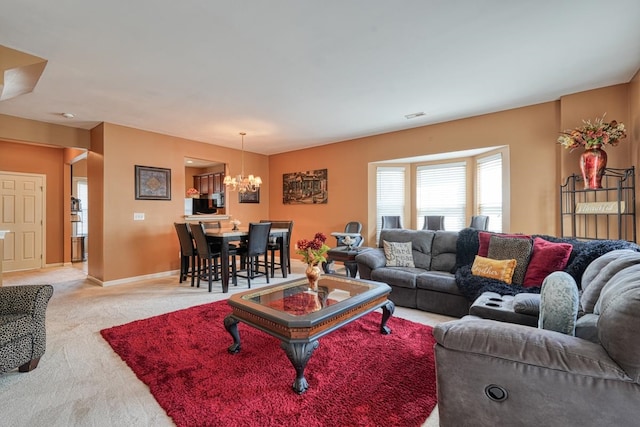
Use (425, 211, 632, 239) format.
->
(236, 222, 272, 288)
(174, 223, 197, 287)
(261, 220, 294, 277)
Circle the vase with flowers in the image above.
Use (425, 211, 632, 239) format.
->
(296, 232, 330, 290)
(186, 187, 200, 198)
(557, 115, 627, 189)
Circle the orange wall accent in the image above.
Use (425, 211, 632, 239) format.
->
(269, 101, 561, 248)
(1, 79, 638, 280)
(0, 139, 65, 264)
(93, 123, 270, 282)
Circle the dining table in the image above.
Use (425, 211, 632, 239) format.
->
(205, 227, 290, 293)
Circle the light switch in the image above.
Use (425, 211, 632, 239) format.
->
(133, 213, 145, 221)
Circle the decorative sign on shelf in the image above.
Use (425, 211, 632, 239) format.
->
(575, 201, 625, 214)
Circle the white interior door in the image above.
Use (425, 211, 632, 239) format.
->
(0, 172, 45, 272)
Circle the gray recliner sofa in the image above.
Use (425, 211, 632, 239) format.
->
(355, 229, 469, 317)
(433, 252, 640, 426)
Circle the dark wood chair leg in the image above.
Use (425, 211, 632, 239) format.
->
(18, 357, 41, 372)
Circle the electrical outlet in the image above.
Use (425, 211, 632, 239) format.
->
(133, 212, 145, 221)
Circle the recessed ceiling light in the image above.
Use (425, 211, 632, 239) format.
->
(186, 160, 193, 164)
(404, 112, 425, 120)
(61, 112, 75, 119)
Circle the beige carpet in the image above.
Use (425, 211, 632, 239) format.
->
(0, 261, 450, 426)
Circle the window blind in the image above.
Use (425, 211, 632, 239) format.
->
(416, 162, 466, 231)
(477, 153, 502, 232)
(376, 167, 405, 241)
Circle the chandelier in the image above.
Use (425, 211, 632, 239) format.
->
(223, 132, 262, 193)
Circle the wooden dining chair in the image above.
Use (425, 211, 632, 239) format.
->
(235, 222, 272, 288)
(261, 220, 293, 278)
(191, 222, 237, 292)
(174, 222, 198, 287)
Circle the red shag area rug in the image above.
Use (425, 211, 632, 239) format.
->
(100, 300, 437, 427)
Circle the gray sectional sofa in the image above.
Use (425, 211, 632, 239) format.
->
(355, 229, 470, 317)
(356, 227, 639, 319)
(434, 250, 640, 426)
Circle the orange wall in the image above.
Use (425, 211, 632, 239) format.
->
(269, 101, 562, 247)
(1, 78, 638, 281)
(94, 123, 270, 282)
(0, 140, 66, 264)
(270, 84, 635, 253)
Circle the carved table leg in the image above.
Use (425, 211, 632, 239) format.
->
(281, 340, 319, 394)
(224, 315, 241, 354)
(380, 300, 395, 335)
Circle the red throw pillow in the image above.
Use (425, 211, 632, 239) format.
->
(522, 237, 573, 287)
(478, 231, 532, 257)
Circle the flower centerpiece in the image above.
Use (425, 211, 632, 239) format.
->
(296, 232, 330, 289)
(186, 187, 200, 198)
(230, 219, 241, 231)
(557, 115, 627, 189)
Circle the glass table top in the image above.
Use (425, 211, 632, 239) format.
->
(240, 276, 379, 316)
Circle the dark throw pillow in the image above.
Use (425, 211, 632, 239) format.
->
(487, 235, 533, 286)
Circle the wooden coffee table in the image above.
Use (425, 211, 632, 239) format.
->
(223, 275, 394, 394)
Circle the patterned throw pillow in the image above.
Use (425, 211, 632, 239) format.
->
(383, 240, 415, 267)
(478, 231, 532, 257)
(471, 255, 517, 284)
(487, 235, 533, 285)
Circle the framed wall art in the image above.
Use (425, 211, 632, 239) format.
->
(135, 165, 171, 200)
(283, 168, 328, 205)
(239, 189, 260, 203)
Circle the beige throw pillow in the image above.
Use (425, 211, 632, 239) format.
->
(383, 240, 415, 267)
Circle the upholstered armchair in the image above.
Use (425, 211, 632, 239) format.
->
(0, 285, 54, 374)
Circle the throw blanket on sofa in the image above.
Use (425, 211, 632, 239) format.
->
(454, 228, 640, 302)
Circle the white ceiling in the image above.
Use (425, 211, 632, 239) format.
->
(1, 1, 640, 155)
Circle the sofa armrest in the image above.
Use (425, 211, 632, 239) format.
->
(355, 248, 387, 280)
(0, 285, 54, 317)
(434, 316, 629, 381)
(355, 248, 386, 270)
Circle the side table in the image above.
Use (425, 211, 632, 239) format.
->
(323, 246, 371, 278)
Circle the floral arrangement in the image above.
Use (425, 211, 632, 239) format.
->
(230, 219, 241, 230)
(296, 232, 330, 266)
(186, 187, 200, 197)
(557, 115, 627, 152)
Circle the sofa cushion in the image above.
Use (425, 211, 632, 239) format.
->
(471, 255, 516, 284)
(538, 271, 579, 335)
(383, 240, 415, 267)
(523, 237, 573, 287)
(596, 265, 640, 382)
(371, 267, 421, 289)
(431, 231, 458, 273)
(378, 229, 434, 269)
(581, 251, 640, 314)
(416, 271, 459, 294)
(513, 293, 540, 315)
(487, 235, 533, 285)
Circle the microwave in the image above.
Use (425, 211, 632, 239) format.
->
(185, 194, 223, 215)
